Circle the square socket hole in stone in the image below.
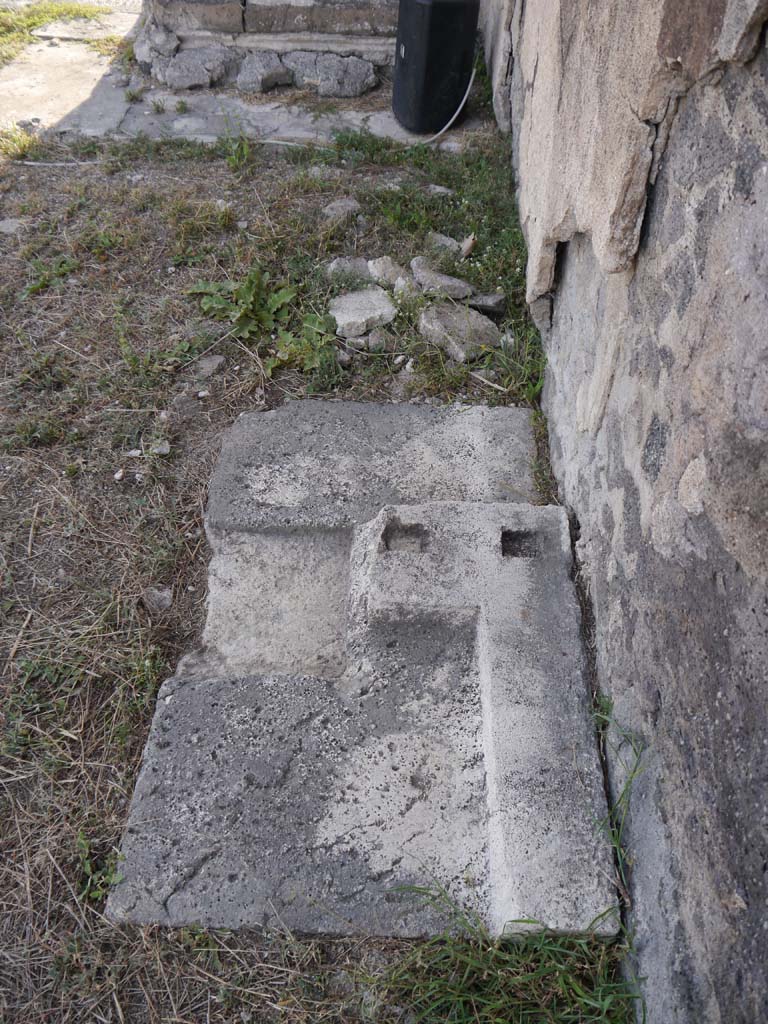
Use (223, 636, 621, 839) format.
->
(501, 529, 539, 558)
(382, 518, 429, 552)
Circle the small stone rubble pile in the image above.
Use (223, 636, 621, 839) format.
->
(135, 21, 381, 97)
(323, 205, 509, 368)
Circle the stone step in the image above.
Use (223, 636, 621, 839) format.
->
(180, 30, 396, 65)
(151, 0, 398, 37)
(244, 0, 398, 37)
(108, 402, 618, 937)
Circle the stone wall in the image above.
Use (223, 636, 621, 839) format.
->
(482, 2, 768, 1020)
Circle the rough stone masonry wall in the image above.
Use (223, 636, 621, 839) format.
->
(481, 2, 768, 1021)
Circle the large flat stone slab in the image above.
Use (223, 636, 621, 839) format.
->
(109, 401, 618, 937)
(206, 401, 537, 532)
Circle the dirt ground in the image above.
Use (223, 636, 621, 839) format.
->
(0, 123, 586, 1021)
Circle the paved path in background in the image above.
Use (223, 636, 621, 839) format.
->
(0, 8, 487, 147)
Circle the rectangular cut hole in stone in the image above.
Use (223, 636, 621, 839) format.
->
(501, 529, 539, 558)
(382, 518, 428, 552)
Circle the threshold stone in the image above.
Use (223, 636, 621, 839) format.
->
(108, 402, 618, 938)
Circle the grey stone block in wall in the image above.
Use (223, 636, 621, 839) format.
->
(108, 402, 617, 936)
(165, 45, 238, 89)
(244, 0, 399, 36)
(153, 0, 245, 35)
(316, 53, 377, 97)
(133, 20, 179, 67)
(236, 51, 292, 92)
(281, 50, 377, 97)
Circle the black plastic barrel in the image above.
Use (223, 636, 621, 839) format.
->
(392, 0, 479, 135)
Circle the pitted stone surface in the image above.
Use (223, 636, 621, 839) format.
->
(110, 401, 617, 936)
(244, 0, 399, 37)
(419, 303, 502, 363)
(205, 401, 538, 532)
(281, 51, 377, 97)
(236, 51, 292, 92)
(165, 45, 237, 89)
(329, 287, 396, 338)
(411, 256, 473, 299)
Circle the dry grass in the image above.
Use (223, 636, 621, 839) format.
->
(0, 0, 104, 66)
(0, 140, 412, 1022)
(0, 131, 633, 1022)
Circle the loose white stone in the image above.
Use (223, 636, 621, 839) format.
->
(325, 257, 372, 281)
(142, 585, 173, 615)
(394, 275, 420, 300)
(367, 255, 408, 288)
(329, 287, 396, 339)
(426, 231, 461, 254)
(196, 354, 225, 378)
(411, 257, 473, 299)
(322, 197, 362, 224)
(469, 291, 506, 316)
(419, 303, 502, 363)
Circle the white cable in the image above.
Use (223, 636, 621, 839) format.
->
(421, 66, 477, 146)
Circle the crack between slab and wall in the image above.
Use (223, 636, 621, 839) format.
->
(566, 512, 629, 934)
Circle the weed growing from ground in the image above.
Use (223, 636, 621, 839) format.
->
(222, 131, 255, 176)
(20, 254, 78, 297)
(372, 888, 641, 1024)
(0, 0, 102, 65)
(0, 125, 44, 160)
(190, 266, 296, 341)
(592, 700, 646, 903)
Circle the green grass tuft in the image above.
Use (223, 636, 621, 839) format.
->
(372, 888, 642, 1024)
(0, 1, 104, 66)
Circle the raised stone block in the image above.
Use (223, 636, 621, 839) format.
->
(153, 0, 244, 35)
(109, 402, 617, 937)
(244, 0, 399, 37)
(236, 51, 293, 91)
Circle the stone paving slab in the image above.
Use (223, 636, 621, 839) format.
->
(31, 11, 140, 40)
(0, 42, 128, 132)
(0, 27, 486, 146)
(350, 502, 617, 935)
(0, 49, 482, 144)
(206, 401, 537, 532)
(109, 402, 618, 937)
